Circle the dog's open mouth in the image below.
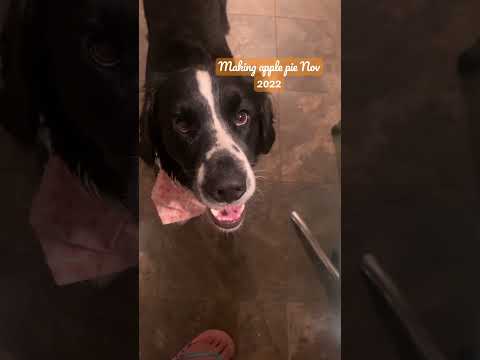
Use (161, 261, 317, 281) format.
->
(208, 204, 246, 230)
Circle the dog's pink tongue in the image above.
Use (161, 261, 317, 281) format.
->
(211, 204, 245, 222)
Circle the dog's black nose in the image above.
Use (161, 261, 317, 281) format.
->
(211, 178, 246, 203)
(203, 154, 247, 203)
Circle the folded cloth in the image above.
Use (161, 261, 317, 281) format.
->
(151, 170, 206, 225)
(29, 156, 138, 285)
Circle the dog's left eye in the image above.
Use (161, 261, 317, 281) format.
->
(86, 37, 120, 67)
(235, 110, 250, 127)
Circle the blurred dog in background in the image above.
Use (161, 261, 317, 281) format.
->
(1, 0, 139, 218)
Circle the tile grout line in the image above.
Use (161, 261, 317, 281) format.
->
(228, 12, 328, 23)
(273, 0, 285, 184)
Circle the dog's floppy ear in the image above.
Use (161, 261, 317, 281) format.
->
(1, 0, 41, 144)
(257, 94, 276, 154)
(139, 71, 167, 166)
(139, 77, 156, 167)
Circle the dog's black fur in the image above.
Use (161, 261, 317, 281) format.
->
(1, 0, 139, 218)
(459, 38, 480, 186)
(141, 0, 275, 227)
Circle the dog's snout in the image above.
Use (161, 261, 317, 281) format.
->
(202, 154, 247, 203)
(212, 177, 246, 203)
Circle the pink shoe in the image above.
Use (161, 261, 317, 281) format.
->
(171, 330, 235, 360)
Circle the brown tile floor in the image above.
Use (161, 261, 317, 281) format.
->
(140, 0, 341, 359)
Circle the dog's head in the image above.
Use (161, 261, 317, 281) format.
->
(1, 0, 139, 218)
(141, 49, 275, 231)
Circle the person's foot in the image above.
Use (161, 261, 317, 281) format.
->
(171, 330, 235, 360)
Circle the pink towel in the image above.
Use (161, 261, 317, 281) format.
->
(30, 156, 138, 285)
(151, 170, 206, 224)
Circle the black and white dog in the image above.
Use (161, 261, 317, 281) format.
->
(1, 0, 139, 218)
(141, 0, 275, 231)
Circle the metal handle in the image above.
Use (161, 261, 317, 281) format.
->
(362, 254, 448, 360)
(290, 211, 340, 281)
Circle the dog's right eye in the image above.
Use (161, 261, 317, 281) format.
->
(173, 117, 191, 135)
(235, 110, 250, 127)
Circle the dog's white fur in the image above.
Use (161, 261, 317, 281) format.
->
(194, 70, 256, 209)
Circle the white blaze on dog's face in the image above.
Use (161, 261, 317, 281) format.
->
(195, 70, 256, 231)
